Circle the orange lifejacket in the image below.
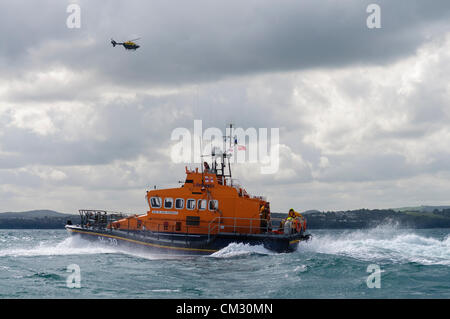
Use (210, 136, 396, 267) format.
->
(295, 219, 301, 232)
(260, 205, 266, 218)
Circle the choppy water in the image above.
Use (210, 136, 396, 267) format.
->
(0, 225, 449, 298)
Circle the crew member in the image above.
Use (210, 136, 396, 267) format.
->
(259, 203, 271, 231)
(289, 208, 306, 232)
(203, 161, 210, 173)
(289, 208, 303, 219)
(284, 214, 294, 234)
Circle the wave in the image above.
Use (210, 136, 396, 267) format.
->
(299, 224, 450, 265)
(0, 232, 264, 260)
(0, 236, 117, 257)
(210, 242, 273, 258)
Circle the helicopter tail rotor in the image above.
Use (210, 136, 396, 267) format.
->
(111, 39, 117, 47)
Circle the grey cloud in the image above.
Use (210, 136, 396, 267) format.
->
(315, 153, 413, 183)
(0, 77, 296, 169)
(1, 0, 450, 87)
(1, 1, 450, 212)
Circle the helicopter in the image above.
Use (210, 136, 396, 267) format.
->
(111, 38, 140, 50)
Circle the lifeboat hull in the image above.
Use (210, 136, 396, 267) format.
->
(65, 225, 310, 255)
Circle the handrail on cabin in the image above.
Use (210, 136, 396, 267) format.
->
(78, 210, 285, 242)
(207, 216, 284, 241)
(78, 209, 128, 229)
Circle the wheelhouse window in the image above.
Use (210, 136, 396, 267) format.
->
(150, 197, 162, 208)
(186, 199, 196, 210)
(209, 200, 218, 211)
(164, 198, 173, 209)
(175, 198, 184, 209)
(198, 199, 207, 210)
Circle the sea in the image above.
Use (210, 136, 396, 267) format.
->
(0, 224, 449, 299)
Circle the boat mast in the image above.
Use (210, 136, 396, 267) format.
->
(218, 123, 233, 185)
(227, 123, 233, 184)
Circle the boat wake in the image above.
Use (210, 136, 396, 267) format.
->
(298, 224, 450, 266)
(0, 236, 117, 258)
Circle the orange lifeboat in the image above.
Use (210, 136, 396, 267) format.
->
(65, 126, 311, 254)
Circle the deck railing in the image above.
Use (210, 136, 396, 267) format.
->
(78, 209, 286, 242)
(79, 209, 127, 229)
(207, 216, 284, 241)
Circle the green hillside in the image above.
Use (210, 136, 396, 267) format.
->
(0, 210, 79, 229)
(0, 210, 70, 219)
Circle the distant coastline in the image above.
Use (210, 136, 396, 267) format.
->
(1, 206, 450, 229)
(273, 205, 450, 229)
(0, 210, 80, 229)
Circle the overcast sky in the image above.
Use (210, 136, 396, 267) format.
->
(1, 0, 450, 214)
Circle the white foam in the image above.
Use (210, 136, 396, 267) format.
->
(150, 289, 181, 293)
(299, 224, 450, 265)
(0, 236, 117, 257)
(210, 242, 273, 258)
